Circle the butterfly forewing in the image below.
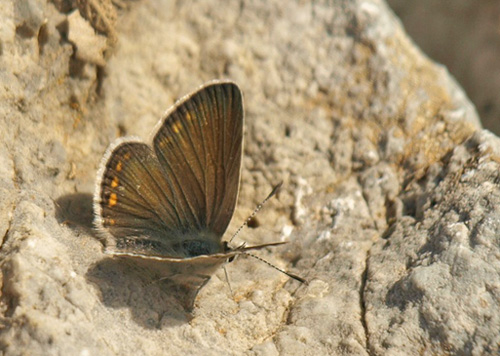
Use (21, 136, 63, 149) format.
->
(153, 83, 243, 236)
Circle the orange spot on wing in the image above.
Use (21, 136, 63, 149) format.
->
(116, 161, 122, 172)
(108, 193, 117, 207)
(173, 122, 182, 133)
(111, 177, 119, 188)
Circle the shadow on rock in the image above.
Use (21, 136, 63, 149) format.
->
(86, 256, 201, 328)
(54, 193, 94, 232)
(386, 276, 423, 311)
(57, 193, 202, 327)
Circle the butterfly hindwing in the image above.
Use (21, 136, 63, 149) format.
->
(95, 140, 188, 255)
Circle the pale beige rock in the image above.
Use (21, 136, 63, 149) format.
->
(67, 9, 107, 66)
(1, 0, 497, 355)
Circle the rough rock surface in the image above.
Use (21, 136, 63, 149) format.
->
(1, 0, 498, 355)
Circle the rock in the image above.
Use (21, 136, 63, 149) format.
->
(67, 10, 107, 66)
(1, 0, 497, 355)
(388, 0, 500, 137)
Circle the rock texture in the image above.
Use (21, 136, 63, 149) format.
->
(1, 0, 498, 355)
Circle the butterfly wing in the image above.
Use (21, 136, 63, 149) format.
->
(95, 139, 191, 255)
(152, 82, 243, 237)
(94, 81, 244, 258)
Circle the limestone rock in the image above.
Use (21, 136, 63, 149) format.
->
(1, 1, 496, 355)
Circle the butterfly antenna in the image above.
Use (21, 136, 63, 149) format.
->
(229, 181, 283, 244)
(242, 252, 308, 284)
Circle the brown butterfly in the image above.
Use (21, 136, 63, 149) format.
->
(94, 81, 304, 310)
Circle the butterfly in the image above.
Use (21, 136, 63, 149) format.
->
(93, 81, 303, 310)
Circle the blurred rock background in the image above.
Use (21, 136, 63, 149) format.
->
(389, 0, 500, 134)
